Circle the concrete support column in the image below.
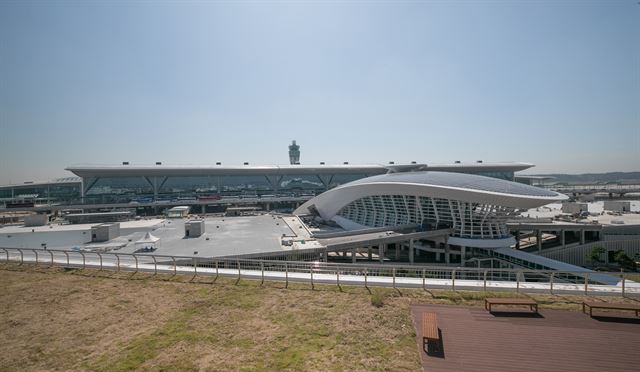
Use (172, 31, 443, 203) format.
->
(560, 230, 565, 247)
(409, 239, 414, 264)
(536, 230, 542, 252)
(342, 251, 347, 258)
(580, 230, 585, 245)
(445, 243, 450, 264)
(515, 230, 520, 249)
(352, 249, 357, 263)
(379, 244, 385, 263)
(323, 250, 328, 262)
(436, 252, 441, 261)
(201, 205, 206, 214)
(395, 244, 400, 260)
(368, 247, 372, 260)
(461, 246, 466, 266)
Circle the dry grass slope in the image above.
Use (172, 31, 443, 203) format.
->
(1, 265, 636, 371)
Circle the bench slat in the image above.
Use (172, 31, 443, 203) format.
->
(583, 301, 640, 318)
(422, 312, 439, 340)
(485, 298, 537, 305)
(485, 298, 538, 313)
(583, 302, 640, 311)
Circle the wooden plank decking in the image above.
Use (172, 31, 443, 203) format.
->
(412, 304, 640, 372)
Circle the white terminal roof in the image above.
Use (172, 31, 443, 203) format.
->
(64, 162, 534, 178)
(0, 177, 81, 190)
(295, 171, 568, 219)
(348, 172, 560, 198)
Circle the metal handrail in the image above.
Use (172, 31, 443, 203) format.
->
(0, 247, 638, 296)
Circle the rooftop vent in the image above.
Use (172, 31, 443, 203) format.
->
(216, 162, 221, 165)
(388, 161, 395, 165)
(343, 161, 349, 165)
(320, 162, 325, 165)
(243, 162, 249, 165)
(155, 162, 162, 165)
(294, 162, 300, 165)
(122, 162, 130, 165)
(477, 160, 483, 163)
(411, 161, 417, 164)
(454, 161, 461, 164)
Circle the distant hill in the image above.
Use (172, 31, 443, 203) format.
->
(525, 172, 640, 185)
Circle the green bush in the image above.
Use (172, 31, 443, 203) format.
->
(371, 292, 385, 308)
(586, 246, 605, 265)
(614, 250, 637, 271)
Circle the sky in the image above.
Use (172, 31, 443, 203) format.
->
(0, 0, 638, 184)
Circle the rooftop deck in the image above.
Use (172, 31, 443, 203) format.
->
(411, 304, 640, 372)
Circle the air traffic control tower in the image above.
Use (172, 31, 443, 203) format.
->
(288, 140, 300, 165)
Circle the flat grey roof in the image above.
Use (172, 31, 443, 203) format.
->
(0, 215, 304, 258)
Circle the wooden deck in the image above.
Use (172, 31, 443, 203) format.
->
(412, 304, 640, 372)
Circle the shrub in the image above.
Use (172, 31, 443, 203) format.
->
(614, 250, 637, 271)
(586, 246, 605, 265)
(371, 292, 385, 308)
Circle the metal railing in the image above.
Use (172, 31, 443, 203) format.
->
(1, 247, 638, 297)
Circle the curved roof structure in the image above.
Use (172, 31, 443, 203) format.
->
(294, 171, 567, 220)
(346, 172, 559, 197)
(65, 162, 534, 178)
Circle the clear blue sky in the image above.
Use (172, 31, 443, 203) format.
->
(1, 0, 638, 183)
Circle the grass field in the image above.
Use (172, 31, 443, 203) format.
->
(0, 265, 635, 371)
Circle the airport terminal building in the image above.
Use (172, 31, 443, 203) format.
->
(67, 162, 533, 203)
(0, 161, 535, 207)
(294, 171, 567, 250)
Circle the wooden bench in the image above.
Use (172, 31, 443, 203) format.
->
(422, 312, 440, 354)
(582, 301, 640, 318)
(485, 298, 538, 313)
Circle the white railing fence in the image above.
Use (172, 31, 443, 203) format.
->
(1, 247, 638, 297)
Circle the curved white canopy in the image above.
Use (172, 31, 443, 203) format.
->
(294, 171, 567, 220)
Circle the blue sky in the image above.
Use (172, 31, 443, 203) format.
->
(0, 0, 638, 183)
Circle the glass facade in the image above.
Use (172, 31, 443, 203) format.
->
(0, 180, 81, 206)
(329, 174, 370, 188)
(81, 172, 382, 202)
(278, 175, 325, 193)
(88, 177, 153, 195)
